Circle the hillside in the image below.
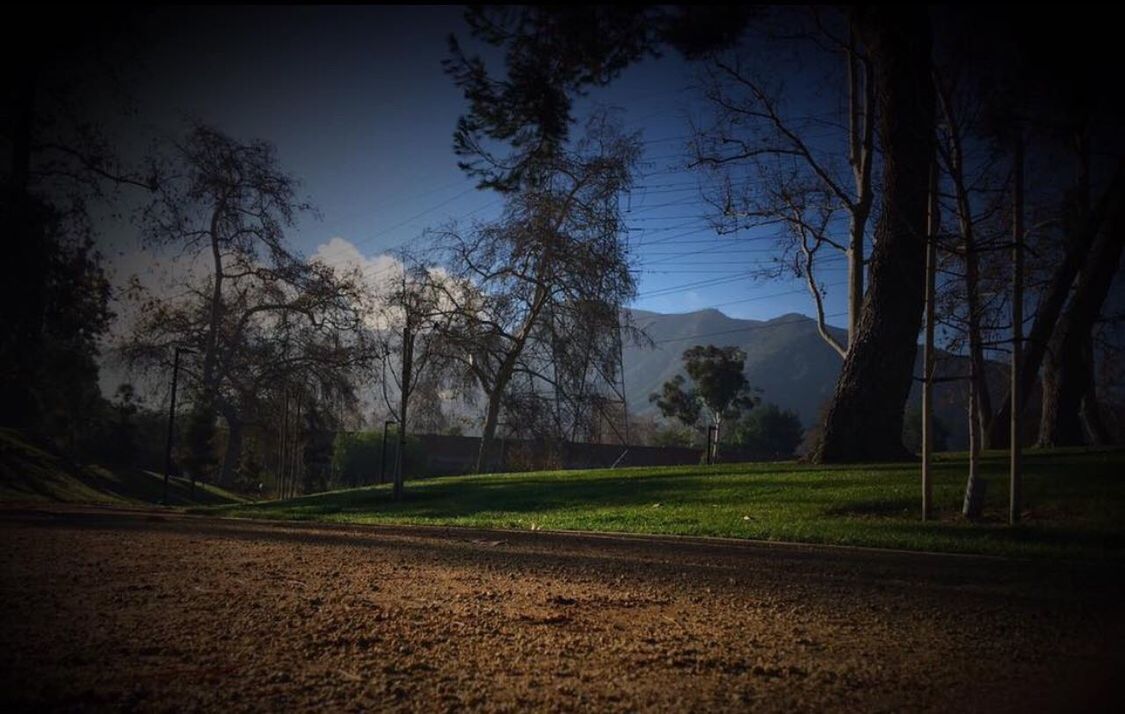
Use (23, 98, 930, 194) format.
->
(624, 308, 1009, 449)
(0, 429, 245, 507)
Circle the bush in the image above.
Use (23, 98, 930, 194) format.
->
(331, 428, 426, 487)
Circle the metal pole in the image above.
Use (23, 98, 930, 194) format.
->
(163, 348, 182, 505)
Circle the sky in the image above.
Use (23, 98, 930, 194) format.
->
(91, 5, 851, 329)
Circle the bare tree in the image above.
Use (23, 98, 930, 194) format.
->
(374, 260, 463, 498)
(123, 124, 374, 485)
(431, 116, 640, 472)
(1038, 195, 1125, 446)
(691, 7, 875, 357)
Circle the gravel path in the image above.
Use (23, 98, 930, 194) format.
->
(1, 505, 1122, 712)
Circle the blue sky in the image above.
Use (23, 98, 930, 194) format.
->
(101, 5, 851, 327)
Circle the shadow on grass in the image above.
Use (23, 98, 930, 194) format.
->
(81, 468, 241, 506)
(204, 448, 1125, 560)
(841, 517, 1125, 557)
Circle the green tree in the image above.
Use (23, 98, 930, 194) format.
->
(445, 6, 755, 192)
(331, 431, 383, 488)
(728, 403, 804, 459)
(650, 345, 758, 460)
(903, 405, 950, 454)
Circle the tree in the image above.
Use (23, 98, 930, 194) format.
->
(0, 198, 114, 456)
(375, 260, 460, 498)
(727, 403, 804, 459)
(123, 124, 374, 486)
(331, 431, 383, 489)
(959, 4, 1125, 449)
(1038, 199, 1125, 445)
(812, 6, 937, 463)
(444, 6, 755, 193)
(445, 6, 1125, 465)
(432, 115, 640, 472)
(650, 345, 758, 461)
(691, 7, 875, 356)
(1, 9, 149, 438)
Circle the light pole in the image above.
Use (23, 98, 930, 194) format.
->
(164, 347, 194, 505)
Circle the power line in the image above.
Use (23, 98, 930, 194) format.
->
(648, 311, 848, 345)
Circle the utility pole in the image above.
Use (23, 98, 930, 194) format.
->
(1010, 133, 1024, 526)
(394, 271, 413, 501)
(922, 161, 938, 521)
(163, 347, 194, 505)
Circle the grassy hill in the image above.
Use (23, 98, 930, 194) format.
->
(201, 447, 1125, 560)
(0, 428, 245, 507)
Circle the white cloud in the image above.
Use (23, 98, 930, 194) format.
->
(311, 237, 405, 295)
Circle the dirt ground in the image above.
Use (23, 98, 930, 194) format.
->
(1, 505, 1122, 712)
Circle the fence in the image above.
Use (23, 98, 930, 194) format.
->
(409, 433, 767, 478)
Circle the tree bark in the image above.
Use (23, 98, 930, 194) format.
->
(218, 400, 242, 487)
(201, 221, 225, 396)
(813, 6, 935, 463)
(846, 32, 875, 349)
(922, 161, 937, 520)
(394, 317, 413, 500)
(473, 280, 550, 473)
(1079, 332, 1113, 445)
(1038, 199, 1125, 446)
(989, 161, 1124, 447)
(476, 385, 505, 473)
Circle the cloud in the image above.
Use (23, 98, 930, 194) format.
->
(311, 237, 404, 296)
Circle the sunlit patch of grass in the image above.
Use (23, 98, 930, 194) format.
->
(201, 447, 1125, 560)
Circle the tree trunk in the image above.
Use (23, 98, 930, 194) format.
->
(813, 6, 935, 463)
(989, 161, 1124, 447)
(1038, 201, 1125, 446)
(394, 318, 413, 500)
(277, 389, 288, 499)
(921, 162, 937, 520)
(965, 243, 993, 445)
(1080, 334, 1113, 445)
(846, 32, 874, 350)
(476, 386, 504, 473)
(474, 318, 537, 473)
(218, 401, 242, 488)
(1010, 135, 1025, 526)
(1, 70, 45, 428)
(202, 226, 224, 395)
(962, 368, 986, 519)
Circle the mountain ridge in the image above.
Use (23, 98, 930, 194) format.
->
(622, 307, 1001, 449)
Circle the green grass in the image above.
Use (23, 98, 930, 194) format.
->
(0, 428, 245, 507)
(200, 447, 1125, 560)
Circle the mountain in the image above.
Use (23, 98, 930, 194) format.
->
(622, 308, 1007, 450)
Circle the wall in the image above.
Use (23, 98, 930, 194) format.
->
(408, 433, 768, 478)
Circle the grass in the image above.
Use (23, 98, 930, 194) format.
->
(200, 447, 1125, 560)
(0, 428, 245, 507)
